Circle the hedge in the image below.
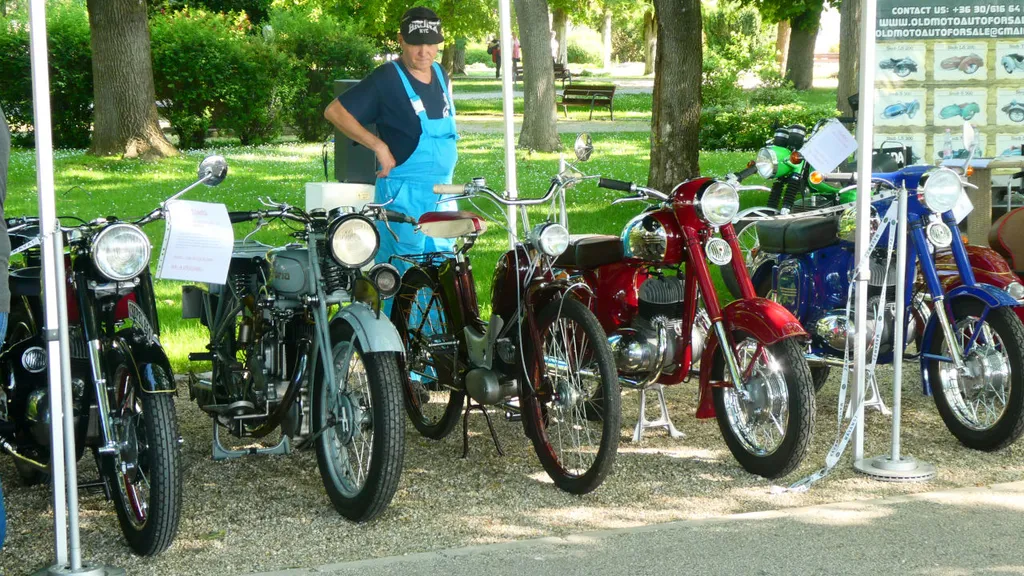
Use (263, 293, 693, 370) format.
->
(700, 103, 840, 151)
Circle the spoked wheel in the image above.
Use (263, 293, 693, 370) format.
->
(927, 300, 1024, 450)
(1010, 109, 1024, 123)
(523, 297, 620, 495)
(712, 332, 815, 478)
(106, 343, 182, 556)
(312, 321, 405, 522)
(392, 266, 465, 439)
(722, 212, 775, 299)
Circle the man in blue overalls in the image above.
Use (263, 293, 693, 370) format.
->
(324, 6, 457, 274)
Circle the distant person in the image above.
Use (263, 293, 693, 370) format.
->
(512, 36, 521, 68)
(487, 36, 501, 78)
(550, 30, 559, 61)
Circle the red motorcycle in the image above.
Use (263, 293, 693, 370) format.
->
(557, 173, 816, 478)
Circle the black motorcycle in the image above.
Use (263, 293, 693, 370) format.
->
(880, 56, 918, 77)
(0, 156, 226, 556)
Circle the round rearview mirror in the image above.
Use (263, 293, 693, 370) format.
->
(574, 133, 593, 162)
(198, 155, 228, 187)
(962, 122, 976, 150)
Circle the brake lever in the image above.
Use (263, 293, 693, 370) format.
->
(440, 194, 472, 203)
(365, 198, 395, 211)
(612, 194, 646, 205)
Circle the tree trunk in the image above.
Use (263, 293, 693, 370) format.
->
(776, 20, 791, 76)
(643, 10, 656, 76)
(441, 42, 455, 75)
(602, 8, 613, 70)
(649, 0, 701, 190)
(86, 0, 176, 159)
(837, 0, 861, 116)
(552, 8, 568, 64)
(785, 15, 818, 91)
(513, 0, 560, 152)
(453, 42, 467, 76)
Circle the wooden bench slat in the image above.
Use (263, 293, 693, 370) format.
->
(557, 84, 616, 120)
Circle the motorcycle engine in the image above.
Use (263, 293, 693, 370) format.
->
(611, 277, 698, 379)
(813, 294, 896, 356)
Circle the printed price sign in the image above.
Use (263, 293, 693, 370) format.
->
(799, 119, 859, 175)
(157, 200, 234, 284)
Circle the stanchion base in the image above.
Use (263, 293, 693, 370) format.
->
(32, 562, 125, 576)
(853, 455, 937, 482)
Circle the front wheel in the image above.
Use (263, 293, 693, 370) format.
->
(1009, 109, 1024, 123)
(105, 346, 182, 556)
(312, 321, 405, 522)
(712, 333, 815, 478)
(523, 297, 620, 495)
(895, 65, 912, 77)
(926, 301, 1024, 451)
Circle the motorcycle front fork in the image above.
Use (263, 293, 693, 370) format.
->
(712, 320, 749, 395)
(86, 338, 120, 457)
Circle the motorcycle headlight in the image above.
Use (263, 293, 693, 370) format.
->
(697, 181, 740, 227)
(1006, 281, 1024, 301)
(621, 213, 667, 261)
(756, 147, 779, 179)
(328, 215, 379, 268)
(93, 223, 151, 281)
(920, 167, 963, 214)
(533, 223, 570, 257)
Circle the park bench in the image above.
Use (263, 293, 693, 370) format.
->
(558, 83, 616, 120)
(512, 61, 573, 88)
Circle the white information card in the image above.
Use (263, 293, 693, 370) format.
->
(156, 200, 234, 284)
(798, 119, 859, 175)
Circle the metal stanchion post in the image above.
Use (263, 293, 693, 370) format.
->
(498, 0, 517, 248)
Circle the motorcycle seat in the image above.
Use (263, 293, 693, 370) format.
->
(555, 234, 624, 269)
(756, 216, 840, 255)
(418, 211, 488, 239)
(9, 266, 41, 297)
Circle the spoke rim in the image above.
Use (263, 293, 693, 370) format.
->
(324, 341, 374, 496)
(721, 338, 789, 456)
(404, 285, 456, 426)
(114, 365, 150, 529)
(938, 315, 1012, 431)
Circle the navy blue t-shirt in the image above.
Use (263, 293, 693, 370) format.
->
(338, 61, 452, 167)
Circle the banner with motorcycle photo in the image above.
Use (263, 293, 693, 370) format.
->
(874, 0, 1024, 164)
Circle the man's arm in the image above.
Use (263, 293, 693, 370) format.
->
(324, 99, 397, 177)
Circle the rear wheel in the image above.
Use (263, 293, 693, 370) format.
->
(312, 322, 405, 522)
(1010, 109, 1024, 123)
(926, 300, 1024, 451)
(523, 297, 620, 494)
(105, 345, 182, 556)
(392, 266, 465, 439)
(713, 333, 815, 478)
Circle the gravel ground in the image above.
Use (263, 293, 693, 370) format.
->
(2, 365, 1023, 575)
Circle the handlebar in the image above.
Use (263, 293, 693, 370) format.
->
(383, 209, 417, 225)
(433, 182, 575, 207)
(433, 184, 467, 195)
(597, 177, 634, 192)
(729, 164, 759, 183)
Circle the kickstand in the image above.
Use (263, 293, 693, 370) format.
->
(462, 396, 504, 458)
(632, 384, 685, 442)
(844, 369, 892, 417)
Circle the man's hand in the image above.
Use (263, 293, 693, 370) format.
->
(375, 144, 397, 177)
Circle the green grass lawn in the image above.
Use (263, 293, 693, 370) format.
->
(7, 135, 768, 373)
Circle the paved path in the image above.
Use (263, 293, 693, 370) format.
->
(451, 78, 654, 101)
(457, 116, 649, 134)
(249, 481, 1024, 576)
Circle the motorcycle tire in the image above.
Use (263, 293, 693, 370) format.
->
(895, 65, 912, 77)
(391, 266, 465, 439)
(811, 367, 830, 392)
(964, 63, 979, 74)
(522, 297, 620, 495)
(712, 333, 815, 479)
(312, 321, 405, 522)
(1009, 109, 1024, 123)
(927, 300, 1024, 451)
(105, 346, 182, 556)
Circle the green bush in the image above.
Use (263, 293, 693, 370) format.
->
(219, 35, 300, 145)
(0, 3, 92, 148)
(150, 9, 239, 148)
(465, 46, 491, 66)
(700, 103, 839, 151)
(702, 51, 741, 108)
(270, 6, 374, 142)
(567, 41, 601, 66)
(748, 76, 799, 106)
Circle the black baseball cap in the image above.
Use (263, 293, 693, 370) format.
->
(401, 7, 444, 45)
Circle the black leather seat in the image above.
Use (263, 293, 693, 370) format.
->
(756, 217, 839, 255)
(10, 267, 41, 297)
(555, 235, 624, 269)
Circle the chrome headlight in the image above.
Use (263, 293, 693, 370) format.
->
(328, 215, 379, 268)
(838, 205, 880, 243)
(756, 147, 779, 179)
(621, 213, 667, 261)
(367, 263, 401, 299)
(93, 223, 151, 281)
(920, 167, 963, 214)
(697, 181, 740, 227)
(533, 223, 570, 257)
(1006, 281, 1024, 301)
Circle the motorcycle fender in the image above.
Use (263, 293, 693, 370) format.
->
(695, 298, 808, 419)
(330, 301, 404, 354)
(124, 334, 177, 394)
(918, 285, 1020, 396)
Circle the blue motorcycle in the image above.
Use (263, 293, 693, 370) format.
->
(748, 165, 1024, 451)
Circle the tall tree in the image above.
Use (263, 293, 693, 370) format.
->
(601, 6, 613, 69)
(87, 0, 176, 158)
(552, 8, 569, 63)
(836, 0, 859, 116)
(514, 0, 560, 151)
(753, 0, 830, 90)
(648, 0, 701, 190)
(775, 20, 790, 75)
(643, 9, 656, 75)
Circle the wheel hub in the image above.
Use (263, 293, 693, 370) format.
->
(740, 373, 772, 423)
(961, 345, 1010, 402)
(554, 378, 580, 412)
(332, 391, 362, 445)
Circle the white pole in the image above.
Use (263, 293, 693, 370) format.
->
(27, 0, 78, 568)
(852, 0, 878, 461)
(891, 187, 907, 460)
(498, 0, 518, 247)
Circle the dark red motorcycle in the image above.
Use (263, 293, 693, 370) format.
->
(557, 173, 816, 478)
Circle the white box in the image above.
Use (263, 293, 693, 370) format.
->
(305, 182, 375, 213)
